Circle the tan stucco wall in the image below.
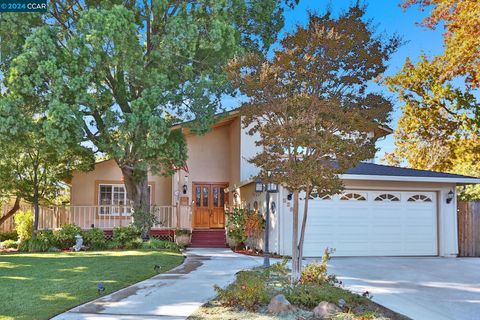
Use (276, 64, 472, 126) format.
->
(71, 117, 244, 212)
(70, 159, 172, 206)
(229, 117, 241, 202)
(174, 120, 240, 205)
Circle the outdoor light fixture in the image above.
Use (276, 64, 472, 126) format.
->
(267, 183, 279, 193)
(182, 184, 188, 194)
(446, 190, 454, 204)
(255, 180, 264, 193)
(254, 171, 280, 269)
(270, 201, 276, 214)
(97, 283, 105, 294)
(287, 193, 293, 201)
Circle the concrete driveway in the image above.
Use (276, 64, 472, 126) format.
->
(328, 257, 480, 320)
(52, 248, 263, 320)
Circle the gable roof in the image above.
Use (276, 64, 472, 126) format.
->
(342, 162, 480, 184)
(172, 107, 393, 137)
(227, 162, 480, 192)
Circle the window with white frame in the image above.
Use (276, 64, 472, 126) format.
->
(407, 194, 432, 202)
(340, 192, 367, 201)
(374, 193, 400, 202)
(98, 184, 151, 215)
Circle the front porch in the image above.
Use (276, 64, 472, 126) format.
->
(35, 204, 193, 233)
(35, 204, 228, 246)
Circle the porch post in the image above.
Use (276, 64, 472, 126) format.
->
(176, 202, 180, 229)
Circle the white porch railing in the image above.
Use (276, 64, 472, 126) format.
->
(36, 205, 192, 230)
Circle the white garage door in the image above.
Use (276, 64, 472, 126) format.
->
(301, 190, 437, 257)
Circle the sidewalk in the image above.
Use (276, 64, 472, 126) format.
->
(52, 248, 262, 320)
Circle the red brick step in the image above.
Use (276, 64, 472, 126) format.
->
(190, 229, 227, 248)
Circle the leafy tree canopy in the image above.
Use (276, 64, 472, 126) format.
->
(401, 0, 480, 88)
(385, 56, 480, 200)
(387, 1, 480, 199)
(0, 94, 94, 229)
(1, 0, 296, 234)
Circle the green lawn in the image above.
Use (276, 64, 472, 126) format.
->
(0, 250, 184, 320)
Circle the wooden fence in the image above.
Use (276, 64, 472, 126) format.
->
(0, 201, 32, 233)
(458, 201, 480, 257)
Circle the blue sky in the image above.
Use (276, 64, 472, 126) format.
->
(224, 0, 445, 163)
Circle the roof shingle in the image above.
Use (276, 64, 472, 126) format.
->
(346, 162, 478, 179)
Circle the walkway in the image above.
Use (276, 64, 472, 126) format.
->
(52, 248, 263, 320)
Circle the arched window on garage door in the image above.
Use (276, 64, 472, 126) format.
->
(407, 194, 433, 202)
(340, 192, 367, 201)
(308, 189, 332, 200)
(374, 193, 400, 202)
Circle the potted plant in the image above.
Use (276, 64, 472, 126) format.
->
(175, 229, 191, 246)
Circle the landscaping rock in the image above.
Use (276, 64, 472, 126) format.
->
(353, 305, 367, 314)
(267, 294, 294, 314)
(313, 301, 341, 318)
(338, 298, 346, 308)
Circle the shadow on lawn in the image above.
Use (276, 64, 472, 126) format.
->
(0, 250, 184, 320)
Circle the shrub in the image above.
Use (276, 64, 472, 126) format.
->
(17, 240, 28, 252)
(112, 225, 141, 246)
(141, 239, 182, 252)
(14, 210, 33, 241)
(55, 224, 82, 248)
(300, 248, 337, 285)
(265, 258, 290, 277)
(36, 230, 58, 248)
(225, 207, 249, 244)
(124, 237, 143, 249)
(215, 270, 270, 310)
(105, 240, 122, 250)
(82, 228, 106, 250)
(284, 283, 366, 308)
(0, 231, 18, 242)
(0, 239, 18, 249)
(18, 238, 51, 252)
(244, 212, 264, 239)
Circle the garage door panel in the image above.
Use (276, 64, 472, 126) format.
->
(302, 190, 437, 257)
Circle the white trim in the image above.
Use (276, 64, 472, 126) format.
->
(224, 179, 254, 193)
(341, 174, 480, 184)
(98, 184, 152, 216)
(229, 175, 479, 192)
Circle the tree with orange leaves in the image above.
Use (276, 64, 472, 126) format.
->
(230, 5, 399, 281)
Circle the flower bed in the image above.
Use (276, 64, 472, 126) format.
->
(190, 251, 409, 320)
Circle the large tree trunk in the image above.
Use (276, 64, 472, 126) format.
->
(291, 190, 301, 282)
(120, 165, 151, 239)
(0, 197, 21, 226)
(32, 188, 39, 238)
(32, 165, 40, 238)
(33, 201, 39, 236)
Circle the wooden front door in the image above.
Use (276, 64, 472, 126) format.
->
(193, 183, 227, 229)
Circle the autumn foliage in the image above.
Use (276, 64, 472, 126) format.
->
(231, 5, 399, 280)
(401, 0, 480, 87)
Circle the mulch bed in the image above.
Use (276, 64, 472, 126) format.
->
(234, 248, 287, 259)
